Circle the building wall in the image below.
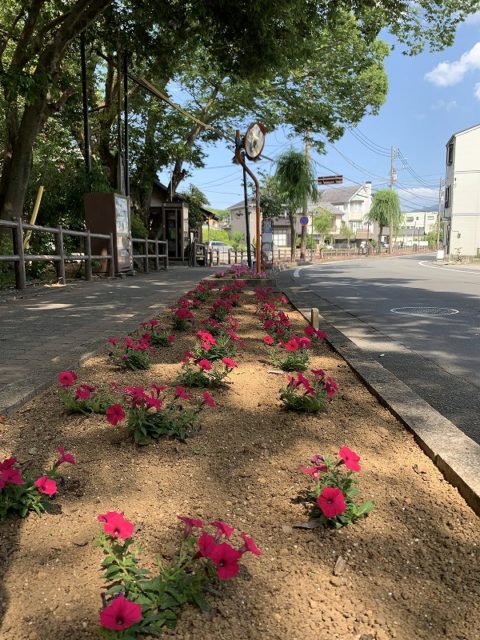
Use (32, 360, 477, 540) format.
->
(444, 125, 480, 256)
(402, 211, 438, 233)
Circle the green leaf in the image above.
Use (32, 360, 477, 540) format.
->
(192, 591, 210, 612)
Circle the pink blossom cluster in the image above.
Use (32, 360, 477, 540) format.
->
(287, 370, 338, 398)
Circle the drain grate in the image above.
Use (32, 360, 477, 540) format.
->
(390, 306, 459, 317)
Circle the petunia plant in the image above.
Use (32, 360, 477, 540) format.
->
(177, 355, 238, 388)
(106, 385, 215, 445)
(108, 337, 152, 371)
(280, 370, 338, 412)
(98, 513, 260, 638)
(299, 448, 374, 528)
(0, 447, 75, 520)
(57, 371, 113, 414)
(141, 319, 176, 347)
(269, 336, 311, 371)
(192, 329, 238, 362)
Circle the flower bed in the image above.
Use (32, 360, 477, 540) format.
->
(0, 282, 479, 640)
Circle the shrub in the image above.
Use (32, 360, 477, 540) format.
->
(299, 448, 374, 527)
(57, 371, 113, 414)
(280, 370, 338, 412)
(108, 337, 152, 371)
(98, 513, 260, 638)
(177, 356, 237, 388)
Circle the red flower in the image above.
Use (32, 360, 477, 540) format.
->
(175, 308, 194, 320)
(147, 319, 159, 326)
(263, 335, 274, 345)
(98, 512, 135, 540)
(0, 467, 24, 489)
(151, 383, 167, 395)
(55, 447, 76, 467)
(300, 466, 326, 479)
(99, 594, 142, 631)
(197, 330, 216, 345)
(298, 336, 311, 348)
(304, 326, 315, 336)
(198, 359, 212, 371)
(210, 520, 234, 539)
(106, 404, 126, 426)
(0, 457, 17, 471)
(283, 338, 300, 352)
(144, 396, 162, 411)
(175, 386, 190, 400)
(167, 335, 176, 343)
(315, 329, 327, 339)
(325, 377, 338, 398)
(177, 515, 204, 537)
(182, 351, 194, 363)
(239, 532, 262, 556)
(339, 446, 361, 472)
(222, 357, 237, 369)
(210, 543, 242, 580)
(58, 370, 77, 387)
(198, 531, 217, 558)
(108, 337, 120, 345)
(34, 476, 57, 496)
(202, 391, 215, 408)
(316, 487, 347, 518)
(311, 369, 325, 378)
(75, 384, 95, 400)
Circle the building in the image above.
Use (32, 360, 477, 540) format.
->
(444, 123, 480, 256)
(401, 211, 438, 234)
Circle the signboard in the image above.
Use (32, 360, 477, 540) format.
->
(262, 219, 272, 244)
(317, 175, 343, 185)
(300, 216, 309, 226)
(114, 194, 133, 272)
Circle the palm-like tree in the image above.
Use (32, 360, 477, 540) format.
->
(275, 149, 317, 260)
(366, 189, 401, 252)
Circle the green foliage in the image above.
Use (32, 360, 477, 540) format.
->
(271, 348, 310, 372)
(181, 185, 210, 231)
(58, 389, 113, 415)
(193, 333, 237, 361)
(313, 209, 335, 236)
(202, 227, 229, 243)
(176, 362, 233, 388)
(367, 189, 402, 246)
(230, 231, 246, 250)
(128, 402, 201, 445)
(130, 215, 148, 239)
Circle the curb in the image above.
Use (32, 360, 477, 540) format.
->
(280, 282, 480, 517)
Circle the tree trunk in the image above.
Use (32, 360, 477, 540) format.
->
(289, 213, 296, 261)
(300, 224, 307, 260)
(378, 226, 383, 253)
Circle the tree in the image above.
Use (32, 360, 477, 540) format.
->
(340, 222, 355, 248)
(366, 189, 402, 251)
(313, 209, 335, 247)
(180, 185, 209, 232)
(275, 150, 317, 260)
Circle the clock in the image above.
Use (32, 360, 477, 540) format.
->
(243, 122, 266, 160)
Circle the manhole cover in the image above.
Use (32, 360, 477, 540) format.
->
(390, 306, 459, 317)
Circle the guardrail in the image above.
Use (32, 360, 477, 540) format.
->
(0, 217, 115, 290)
(131, 238, 168, 272)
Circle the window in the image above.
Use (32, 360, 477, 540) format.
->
(447, 142, 454, 165)
(445, 186, 451, 208)
(272, 231, 288, 246)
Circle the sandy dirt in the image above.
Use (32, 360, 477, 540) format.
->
(0, 289, 478, 640)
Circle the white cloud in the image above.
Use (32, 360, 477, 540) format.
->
(425, 42, 480, 86)
(431, 99, 457, 111)
(404, 187, 438, 200)
(475, 82, 480, 100)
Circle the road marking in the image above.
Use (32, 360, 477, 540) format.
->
(293, 259, 364, 277)
(419, 260, 480, 276)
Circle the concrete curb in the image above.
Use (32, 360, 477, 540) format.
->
(280, 282, 480, 517)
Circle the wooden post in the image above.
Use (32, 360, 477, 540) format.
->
(108, 233, 115, 277)
(144, 238, 149, 272)
(228, 249, 231, 265)
(85, 230, 92, 281)
(310, 307, 319, 330)
(55, 226, 66, 284)
(155, 240, 160, 270)
(13, 218, 26, 290)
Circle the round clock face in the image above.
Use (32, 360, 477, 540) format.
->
(244, 122, 266, 160)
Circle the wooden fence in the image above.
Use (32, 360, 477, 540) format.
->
(0, 218, 167, 290)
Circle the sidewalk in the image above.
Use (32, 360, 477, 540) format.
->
(0, 266, 213, 414)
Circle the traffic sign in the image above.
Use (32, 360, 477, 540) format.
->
(300, 216, 309, 225)
(317, 175, 343, 185)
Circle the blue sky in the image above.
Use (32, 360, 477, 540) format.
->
(160, 11, 480, 212)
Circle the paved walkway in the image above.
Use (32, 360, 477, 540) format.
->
(0, 267, 213, 413)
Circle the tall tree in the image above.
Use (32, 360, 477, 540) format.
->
(366, 189, 401, 250)
(313, 209, 335, 247)
(275, 150, 318, 260)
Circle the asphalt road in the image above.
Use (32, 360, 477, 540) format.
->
(282, 254, 480, 444)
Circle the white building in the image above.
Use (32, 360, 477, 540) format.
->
(444, 123, 480, 256)
(402, 211, 438, 234)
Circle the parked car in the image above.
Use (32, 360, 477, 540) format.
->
(207, 241, 234, 256)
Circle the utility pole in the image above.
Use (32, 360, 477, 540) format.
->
(436, 177, 444, 253)
(300, 132, 311, 261)
(389, 146, 396, 254)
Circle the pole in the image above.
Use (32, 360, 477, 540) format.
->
(310, 212, 314, 261)
(123, 52, 130, 197)
(80, 33, 92, 180)
(243, 162, 252, 268)
(389, 146, 396, 254)
(116, 41, 124, 194)
(300, 133, 311, 261)
(235, 130, 261, 274)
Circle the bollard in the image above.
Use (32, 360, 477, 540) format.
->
(310, 307, 319, 330)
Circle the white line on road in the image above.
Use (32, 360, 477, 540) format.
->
(419, 260, 480, 276)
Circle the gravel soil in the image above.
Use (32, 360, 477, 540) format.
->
(0, 290, 478, 640)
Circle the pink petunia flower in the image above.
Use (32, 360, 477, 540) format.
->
(325, 377, 339, 398)
(0, 457, 17, 471)
(198, 531, 217, 558)
(58, 370, 77, 387)
(108, 337, 120, 345)
(175, 386, 190, 400)
(210, 520, 234, 539)
(316, 487, 347, 518)
(167, 335, 176, 343)
(75, 384, 95, 400)
(0, 467, 24, 489)
(177, 515, 204, 537)
(339, 446, 361, 472)
(34, 476, 57, 496)
(222, 357, 237, 369)
(99, 594, 142, 631)
(202, 391, 215, 408)
(209, 543, 242, 580)
(106, 404, 126, 426)
(98, 512, 135, 540)
(55, 447, 76, 467)
(263, 335, 274, 345)
(198, 359, 212, 371)
(239, 532, 262, 556)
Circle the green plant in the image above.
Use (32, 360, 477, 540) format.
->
(177, 357, 237, 388)
(193, 330, 238, 362)
(280, 371, 338, 412)
(299, 448, 374, 528)
(108, 337, 152, 371)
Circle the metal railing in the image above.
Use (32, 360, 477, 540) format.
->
(131, 238, 168, 272)
(0, 217, 115, 290)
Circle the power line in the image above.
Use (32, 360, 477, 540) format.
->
(347, 128, 390, 157)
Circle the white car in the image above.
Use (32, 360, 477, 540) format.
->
(207, 241, 234, 261)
